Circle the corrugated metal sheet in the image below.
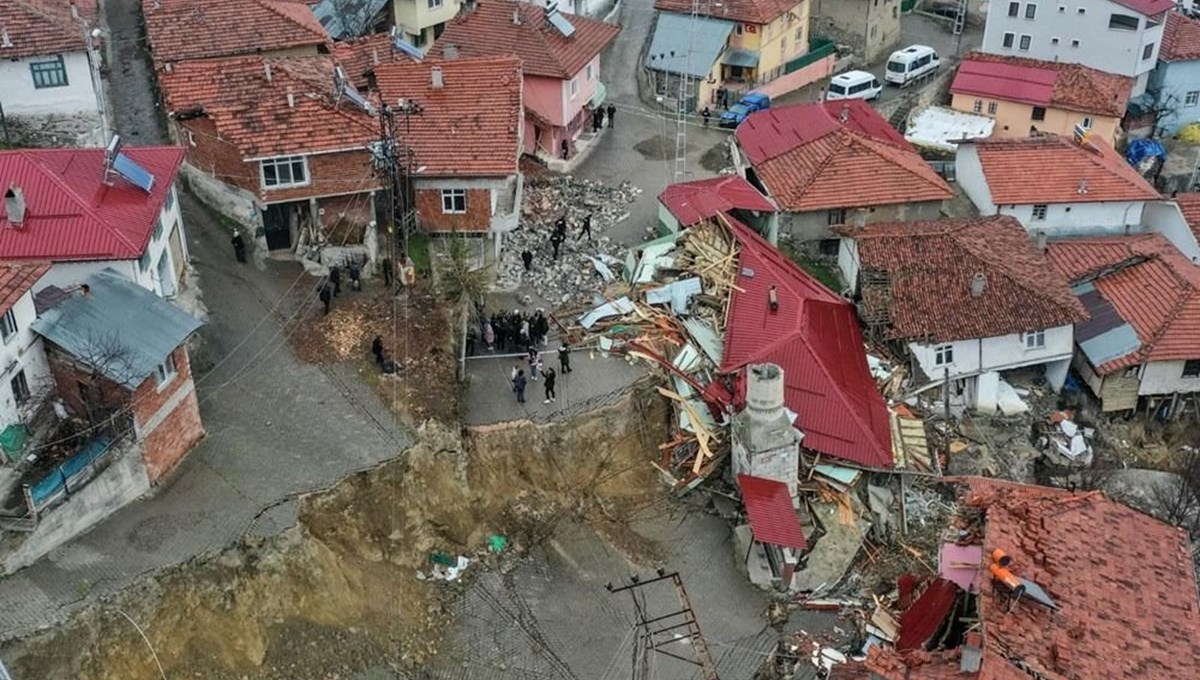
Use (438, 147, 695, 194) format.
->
(644, 13, 735, 78)
(32, 269, 202, 388)
(896, 578, 959, 652)
(951, 59, 1056, 107)
(682, 318, 724, 366)
(721, 47, 760, 68)
(1075, 287, 1141, 366)
(738, 474, 806, 549)
(735, 99, 908, 165)
(658, 175, 776, 226)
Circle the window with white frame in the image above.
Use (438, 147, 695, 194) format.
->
(10, 370, 29, 406)
(1008, 1, 1020, 15)
(934, 344, 954, 366)
(30, 56, 68, 88)
(586, 63, 594, 81)
(1002, 32, 1015, 48)
(1019, 34, 1032, 51)
(1143, 43, 1155, 60)
(428, 0, 442, 8)
(155, 352, 177, 388)
(973, 99, 983, 113)
(1188, 91, 1200, 107)
(441, 188, 466, 213)
(570, 77, 579, 99)
(0, 309, 16, 342)
(260, 156, 309, 189)
(1080, 116, 1093, 129)
(1023, 329, 1046, 349)
(1025, 3, 1036, 19)
(1032, 204, 1048, 220)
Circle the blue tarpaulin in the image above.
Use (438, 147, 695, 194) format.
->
(29, 436, 113, 508)
(1126, 138, 1166, 168)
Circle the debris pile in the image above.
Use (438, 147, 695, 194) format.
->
(1038, 410, 1095, 465)
(495, 176, 641, 307)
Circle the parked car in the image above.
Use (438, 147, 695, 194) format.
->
(719, 92, 771, 129)
(885, 45, 940, 86)
(826, 70, 883, 101)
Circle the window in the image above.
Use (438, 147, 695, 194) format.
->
(1007, 1, 1020, 15)
(1187, 91, 1200, 107)
(973, 99, 983, 113)
(1031, 106, 1047, 121)
(1023, 329, 1046, 349)
(155, 353, 177, 388)
(1070, 38, 1080, 47)
(427, 0, 442, 7)
(260, 156, 308, 189)
(827, 208, 846, 225)
(1080, 116, 1093, 128)
(164, 185, 176, 212)
(1109, 13, 1139, 30)
(30, 56, 68, 88)
(1077, 7, 1085, 13)
(1184, 359, 1200, 378)
(570, 77, 578, 99)
(586, 63, 594, 81)
(1025, 3, 1036, 19)
(735, 24, 744, 35)
(987, 101, 999, 114)
(1143, 42, 1155, 60)
(1051, 37, 1060, 45)
(796, 27, 804, 41)
(441, 188, 466, 213)
(10, 370, 29, 406)
(152, 217, 164, 241)
(1019, 34, 1032, 51)
(1002, 31, 1015, 48)
(0, 309, 15, 342)
(1058, 4, 1065, 11)
(1032, 204, 1048, 220)
(934, 344, 954, 366)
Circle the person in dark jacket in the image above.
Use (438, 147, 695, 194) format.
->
(382, 257, 394, 288)
(348, 260, 362, 291)
(542, 366, 557, 403)
(558, 343, 572, 373)
(580, 213, 593, 241)
(513, 369, 527, 404)
(550, 230, 564, 261)
(607, 104, 616, 128)
(521, 249, 534, 272)
(231, 230, 247, 263)
(319, 281, 333, 315)
(329, 265, 341, 295)
(371, 335, 384, 365)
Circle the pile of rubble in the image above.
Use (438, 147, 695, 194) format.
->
(495, 176, 642, 307)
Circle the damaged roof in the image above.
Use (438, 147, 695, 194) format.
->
(658, 176, 776, 227)
(721, 218, 893, 468)
(330, 33, 414, 88)
(841, 216, 1087, 343)
(737, 474, 806, 549)
(1047, 234, 1200, 373)
(735, 100, 953, 212)
(0, 0, 95, 60)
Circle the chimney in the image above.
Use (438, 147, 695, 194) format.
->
(431, 65, 443, 89)
(1, 27, 12, 49)
(5, 185, 26, 227)
(839, 102, 849, 123)
(1036, 230, 1047, 253)
(970, 272, 987, 298)
(286, 87, 295, 108)
(80, 284, 91, 296)
(371, 47, 380, 65)
(264, 61, 273, 82)
(70, 1, 79, 20)
(768, 285, 779, 312)
(513, 7, 521, 24)
(1077, 178, 1088, 195)
(745, 363, 785, 424)
(444, 44, 460, 60)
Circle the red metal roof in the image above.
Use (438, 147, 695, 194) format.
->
(721, 218, 893, 468)
(737, 474, 806, 549)
(0, 0, 95, 60)
(0, 146, 184, 262)
(0, 261, 49, 316)
(736, 101, 952, 212)
(144, 0, 328, 66)
(896, 578, 960, 652)
(952, 52, 1132, 117)
(952, 59, 1056, 107)
(429, 1, 620, 80)
(657, 175, 776, 226)
(1162, 11, 1200, 62)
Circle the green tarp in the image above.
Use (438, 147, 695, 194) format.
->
(0, 424, 29, 462)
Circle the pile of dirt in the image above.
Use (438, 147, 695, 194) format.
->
(4, 382, 668, 680)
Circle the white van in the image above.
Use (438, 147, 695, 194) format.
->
(826, 70, 883, 101)
(885, 45, 940, 85)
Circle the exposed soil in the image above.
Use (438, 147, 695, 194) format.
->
(3, 382, 668, 679)
(699, 142, 731, 172)
(633, 135, 673, 160)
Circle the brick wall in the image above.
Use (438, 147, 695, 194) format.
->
(45, 344, 131, 424)
(177, 118, 256, 194)
(415, 188, 490, 232)
(129, 346, 204, 483)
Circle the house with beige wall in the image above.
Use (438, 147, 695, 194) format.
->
(393, 0, 463, 50)
(950, 52, 1132, 145)
(811, 0, 901, 63)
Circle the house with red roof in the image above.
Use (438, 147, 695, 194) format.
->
(0, 0, 105, 140)
(733, 100, 953, 244)
(657, 175, 777, 237)
(0, 145, 191, 299)
(865, 477, 1200, 679)
(836, 216, 1087, 412)
(372, 57, 524, 255)
(0, 262, 51, 451)
(950, 52, 1132, 145)
(1149, 10, 1200, 135)
(143, 0, 330, 70)
(429, 1, 619, 161)
(980, 0, 1172, 97)
(956, 134, 1160, 238)
(159, 55, 382, 254)
(1047, 233, 1200, 413)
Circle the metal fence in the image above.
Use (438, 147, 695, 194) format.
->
(27, 436, 115, 516)
(785, 36, 836, 75)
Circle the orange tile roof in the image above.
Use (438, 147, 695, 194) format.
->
(372, 57, 523, 177)
(0, 0, 95, 60)
(159, 55, 377, 158)
(870, 478, 1200, 680)
(967, 135, 1159, 205)
(654, 0, 796, 24)
(144, 0, 328, 66)
(1161, 10, 1200, 62)
(0, 261, 49, 316)
(429, 1, 619, 79)
(738, 101, 953, 212)
(331, 34, 413, 88)
(842, 216, 1086, 343)
(954, 51, 1132, 118)
(1174, 191, 1200, 243)
(1047, 234, 1200, 372)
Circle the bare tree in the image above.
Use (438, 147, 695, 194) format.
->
(66, 331, 140, 435)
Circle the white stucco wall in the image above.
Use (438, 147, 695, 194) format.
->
(837, 236, 861, 292)
(0, 291, 53, 429)
(955, 144, 997, 215)
(908, 324, 1075, 381)
(1139, 360, 1200, 395)
(1144, 200, 1200, 262)
(1000, 200, 1147, 236)
(0, 51, 99, 117)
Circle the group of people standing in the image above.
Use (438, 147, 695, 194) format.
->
(510, 343, 573, 405)
(519, 212, 594, 272)
(317, 260, 364, 315)
(478, 308, 551, 354)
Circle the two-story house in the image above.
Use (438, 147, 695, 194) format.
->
(158, 55, 382, 253)
(0, 145, 191, 299)
(836, 216, 1088, 412)
(732, 99, 953, 244)
(1149, 10, 1200, 135)
(980, 0, 1174, 96)
(956, 135, 1160, 237)
(430, 0, 619, 160)
(811, 0, 901, 64)
(950, 52, 1132, 145)
(649, 0, 810, 106)
(0, 262, 52, 452)
(393, 0, 463, 50)
(373, 57, 524, 257)
(1047, 233, 1200, 414)
(143, 0, 330, 70)
(0, 0, 105, 142)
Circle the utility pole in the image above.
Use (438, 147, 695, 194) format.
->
(608, 571, 719, 680)
(369, 103, 401, 271)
